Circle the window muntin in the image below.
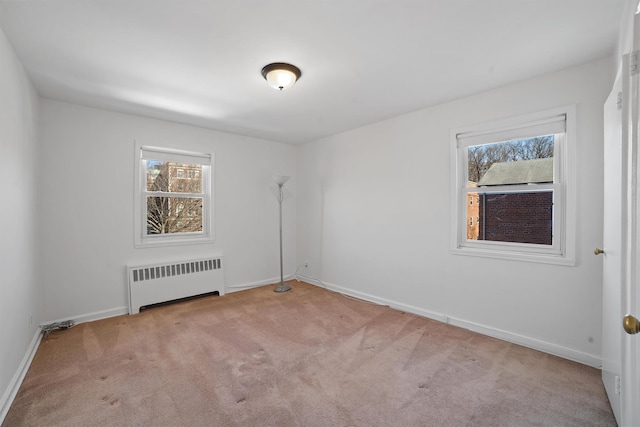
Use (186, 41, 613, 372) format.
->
(135, 145, 213, 247)
(452, 108, 575, 265)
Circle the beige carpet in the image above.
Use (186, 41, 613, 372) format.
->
(4, 281, 615, 426)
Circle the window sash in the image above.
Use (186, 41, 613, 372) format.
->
(462, 185, 560, 251)
(459, 184, 562, 252)
(142, 164, 210, 238)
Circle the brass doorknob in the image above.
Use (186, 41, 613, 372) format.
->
(623, 314, 640, 335)
(594, 248, 605, 255)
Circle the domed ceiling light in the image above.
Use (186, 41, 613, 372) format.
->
(261, 62, 302, 90)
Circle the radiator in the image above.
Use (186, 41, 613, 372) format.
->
(127, 256, 225, 314)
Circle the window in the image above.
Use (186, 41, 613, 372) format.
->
(451, 106, 575, 265)
(135, 144, 214, 247)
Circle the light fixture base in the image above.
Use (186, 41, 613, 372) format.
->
(261, 63, 301, 90)
(274, 283, 291, 293)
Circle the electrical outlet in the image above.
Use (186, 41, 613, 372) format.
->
(615, 375, 621, 394)
(304, 261, 309, 268)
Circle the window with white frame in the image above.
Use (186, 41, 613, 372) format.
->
(135, 144, 213, 247)
(451, 106, 575, 265)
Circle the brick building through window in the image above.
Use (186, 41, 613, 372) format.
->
(467, 181, 480, 240)
(469, 158, 553, 245)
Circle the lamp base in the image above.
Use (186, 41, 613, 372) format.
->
(274, 283, 291, 293)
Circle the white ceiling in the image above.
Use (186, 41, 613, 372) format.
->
(0, 1, 626, 144)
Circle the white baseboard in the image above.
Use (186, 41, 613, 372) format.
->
(0, 327, 42, 424)
(42, 275, 302, 324)
(41, 276, 295, 325)
(446, 316, 601, 368)
(318, 278, 448, 323)
(41, 306, 128, 327)
(303, 276, 601, 368)
(226, 274, 301, 293)
(226, 281, 271, 293)
(295, 273, 323, 287)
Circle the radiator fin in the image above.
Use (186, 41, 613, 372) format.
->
(132, 258, 222, 283)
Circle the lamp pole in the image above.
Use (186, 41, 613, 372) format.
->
(274, 176, 290, 292)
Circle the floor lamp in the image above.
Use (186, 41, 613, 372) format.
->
(273, 175, 291, 292)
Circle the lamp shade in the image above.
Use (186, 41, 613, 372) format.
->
(273, 175, 290, 186)
(261, 63, 301, 90)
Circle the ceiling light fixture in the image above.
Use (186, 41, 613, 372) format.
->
(261, 62, 301, 91)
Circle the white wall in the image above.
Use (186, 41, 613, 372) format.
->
(296, 57, 613, 366)
(0, 27, 41, 418)
(39, 100, 296, 322)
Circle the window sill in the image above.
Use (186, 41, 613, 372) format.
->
(451, 246, 575, 266)
(135, 235, 214, 249)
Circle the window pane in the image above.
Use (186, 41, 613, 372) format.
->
(145, 160, 203, 194)
(467, 135, 554, 185)
(467, 191, 553, 245)
(146, 196, 203, 235)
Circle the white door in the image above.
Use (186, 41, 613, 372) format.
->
(603, 13, 640, 426)
(621, 14, 640, 424)
(602, 67, 623, 425)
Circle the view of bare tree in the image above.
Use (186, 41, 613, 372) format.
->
(467, 136, 554, 182)
(146, 162, 203, 235)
